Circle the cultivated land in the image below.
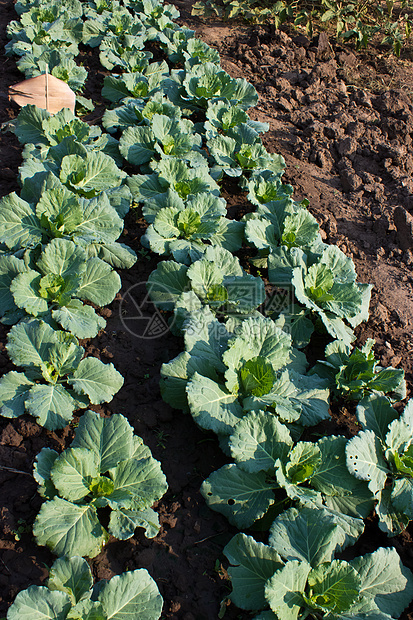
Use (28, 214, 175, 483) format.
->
(0, 0, 412, 618)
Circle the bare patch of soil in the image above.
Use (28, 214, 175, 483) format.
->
(0, 1, 413, 619)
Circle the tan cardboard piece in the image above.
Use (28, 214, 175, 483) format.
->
(9, 73, 75, 114)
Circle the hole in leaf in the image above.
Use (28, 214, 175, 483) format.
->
(228, 499, 235, 505)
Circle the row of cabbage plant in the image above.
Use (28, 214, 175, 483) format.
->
(0, 1, 188, 617)
(2, 0, 413, 618)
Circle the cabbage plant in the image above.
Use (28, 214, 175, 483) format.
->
(127, 159, 220, 205)
(269, 244, 372, 345)
(224, 507, 413, 618)
(101, 61, 170, 102)
(19, 149, 127, 206)
(102, 93, 182, 134)
(202, 413, 373, 528)
(15, 0, 82, 16)
(0, 320, 123, 430)
(6, 13, 82, 59)
(312, 339, 406, 401)
(119, 113, 206, 167)
(0, 181, 137, 270)
(9, 106, 122, 166)
(243, 170, 294, 205)
(141, 195, 243, 262)
(242, 169, 322, 262)
(161, 310, 330, 437)
(181, 37, 221, 67)
(7, 555, 163, 620)
(99, 38, 152, 70)
(148, 246, 263, 330)
(0, 238, 121, 337)
(157, 26, 195, 63)
(33, 411, 168, 557)
(82, 3, 146, 47)
(205, 99, 269, 136)
(346, 395, 413, 535)
(167, 62, 259, 111)
(16, 49, 87, 91)
(208, 124, 285, 178)
(128, 0, 180, 31)
(244, 194, 323, 258)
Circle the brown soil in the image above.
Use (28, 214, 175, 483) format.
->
(0, 0, 413, 618)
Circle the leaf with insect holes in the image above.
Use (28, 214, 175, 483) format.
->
(201, 463, 277, 528)
(345, 397, 413, 534)
(346, 430, 390, 495)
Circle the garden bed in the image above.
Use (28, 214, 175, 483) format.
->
(0, 0, 412, 618)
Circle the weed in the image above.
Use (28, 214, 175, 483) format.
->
(12, 519, 31, 541)
(138, 248, 151, 261)
(218, 597, 229, 618)
(155, 429, 170, 449)
(192, 0, 413, 56)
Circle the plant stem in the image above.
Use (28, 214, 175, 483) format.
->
(0, 465, 32, 476)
